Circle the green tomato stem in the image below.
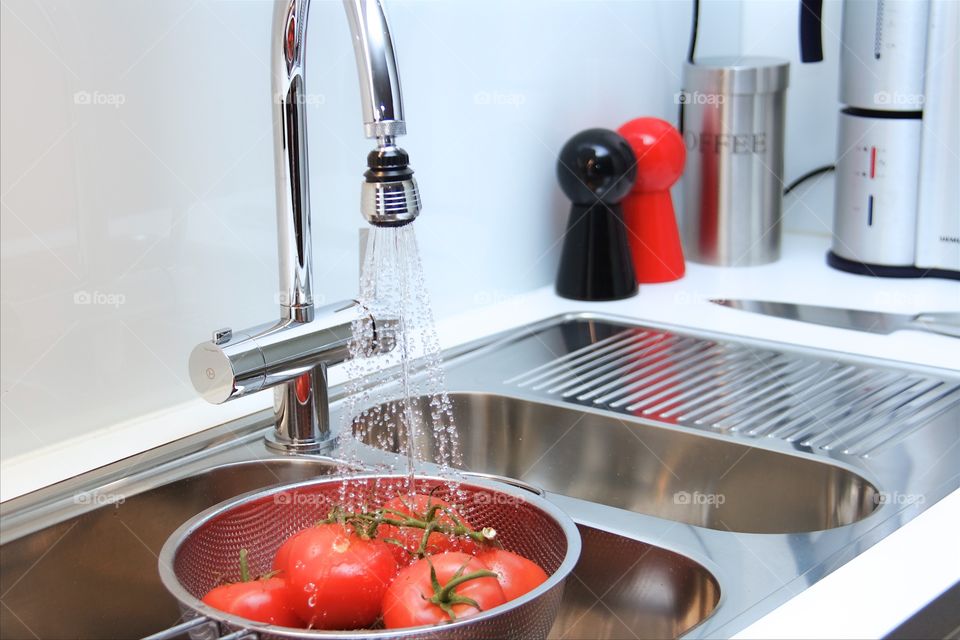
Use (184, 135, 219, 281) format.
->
(426, 558, 499, 622)
(238, 548, 251, 583)
(435, 568, 498, 600)
(315, 503, 499, 558)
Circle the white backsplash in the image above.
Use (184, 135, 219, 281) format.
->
(740, 0, 843, 235)
(0, 0, 840, 462)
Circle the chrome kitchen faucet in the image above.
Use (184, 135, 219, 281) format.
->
(188, 0, 421, 453)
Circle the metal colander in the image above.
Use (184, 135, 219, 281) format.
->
(158, 474, 581, 640)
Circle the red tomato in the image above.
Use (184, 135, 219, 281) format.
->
(202, 578, 301, 627)
(477, 549, 549, 600)
(382, 552, 506, 629)
(273, 534, 293, 575)
(378, 493, 479, 563)
(272, 524, 398, 630)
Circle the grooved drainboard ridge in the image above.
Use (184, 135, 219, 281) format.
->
(506, 326, 960, 458)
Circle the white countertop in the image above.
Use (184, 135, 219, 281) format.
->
(2, 232, 958, 637)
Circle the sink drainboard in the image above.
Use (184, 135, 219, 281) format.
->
(505, 324, 960, 457)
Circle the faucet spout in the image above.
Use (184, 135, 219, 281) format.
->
(272, 0, 416, 320)
(342, 0, 407, 139)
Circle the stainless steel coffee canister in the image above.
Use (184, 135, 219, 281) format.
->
(680, 57, 790, 266)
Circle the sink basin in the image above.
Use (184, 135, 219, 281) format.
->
(0, 456, 718, 640)
(0, 458, 339, 639)
(550, 525, 719, 639)
(355, 392, 879, 533)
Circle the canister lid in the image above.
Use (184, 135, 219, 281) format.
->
(683, 57, 790, 95)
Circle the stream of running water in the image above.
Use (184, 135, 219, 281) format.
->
(336, 225, 462, 500)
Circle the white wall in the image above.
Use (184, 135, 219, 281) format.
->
(739, 0, 843, 235)
(0, 0, 840, 463)
(0, 0, 699, 461)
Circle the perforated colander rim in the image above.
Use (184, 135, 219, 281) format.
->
(158, 473, 582, 638)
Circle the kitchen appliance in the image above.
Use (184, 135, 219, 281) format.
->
(618, 117, 686, 283)
(680, 57, 790, 267)
(158, 475, 581, 639)
(915, 0, 960, 277)
(805, 0, 960, 279)
(555, 128, 638, 301)
(711, 299, 960, 337)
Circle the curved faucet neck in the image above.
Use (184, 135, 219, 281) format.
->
(271, 0, 407, 322)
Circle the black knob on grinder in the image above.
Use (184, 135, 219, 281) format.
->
(556, 128, 639, 301)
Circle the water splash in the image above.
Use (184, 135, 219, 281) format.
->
(336, 225, 462, 500)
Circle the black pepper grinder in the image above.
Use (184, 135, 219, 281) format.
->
(556, 128, 638, 301)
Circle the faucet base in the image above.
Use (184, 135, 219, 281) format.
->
(264, 430, 337, 455)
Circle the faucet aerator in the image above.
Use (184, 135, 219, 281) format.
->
(361, 145, 421, 227)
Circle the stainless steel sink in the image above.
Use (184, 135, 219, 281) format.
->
(0, 455, 718, 640)
(355, 393, 878, 533)
(2, 314, 957, 639)
(0, 458, 340, 639)
(550, 525, 719, 640)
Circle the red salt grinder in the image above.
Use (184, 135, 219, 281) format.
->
(617, 118, 686, 283)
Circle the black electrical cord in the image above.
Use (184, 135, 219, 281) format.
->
(686, 0, 700, 64)
(783, 164, 835, 195)
(678, 0, 700, 134)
